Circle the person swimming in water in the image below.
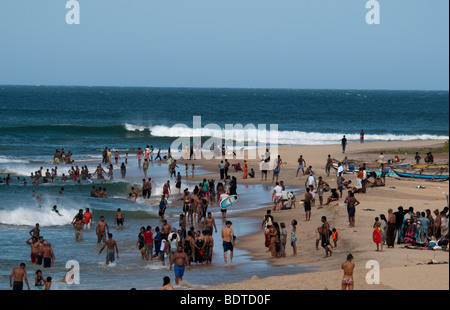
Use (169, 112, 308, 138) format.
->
(52, 205, 62, 216)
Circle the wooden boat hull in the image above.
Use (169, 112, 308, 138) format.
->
(392, 169, 449, 180)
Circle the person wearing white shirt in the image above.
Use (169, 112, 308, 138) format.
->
(272, 182, 283, 212)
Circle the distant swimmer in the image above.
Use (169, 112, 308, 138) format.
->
(52, 205, 63, 216)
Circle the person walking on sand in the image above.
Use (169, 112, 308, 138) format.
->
(342, 254, 355, 290)
(222, 221, 235, 265)
(99, 233, 119, 265)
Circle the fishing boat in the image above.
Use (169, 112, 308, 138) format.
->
(392, 168, 449, 180)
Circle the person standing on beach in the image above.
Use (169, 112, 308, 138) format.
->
(9, 263, 30, 290)
(394, 207, 407, 244)
(360, 130, 365, 143)
(296, 155, 306, 177)
(344, 191, 360, 228)
(341, 135, 347, 153)
(325, 155, 333, 177)
(302, 187, 313, 221)
(342, 254, 355, 290)
(222, 221, 235, 265)
(320, 216, 333, 258)
(290, 220, 298, 256)
(99, 233, 119, 265)
(272, 182, 283, 212)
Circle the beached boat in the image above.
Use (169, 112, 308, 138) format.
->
(392, 168, 449, 180)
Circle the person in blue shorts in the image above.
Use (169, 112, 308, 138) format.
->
(170, 247, 189, 285)
(221, 221, 236, 265)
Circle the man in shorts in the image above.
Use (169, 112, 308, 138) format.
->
(9, 263, 30, 290)
(170, 246, 190, 285)
(96, 216, 109, 243)
(222, 221, 235, 265)
(296, 155, 306, 177)
(99, 233, 119, 265)
(303, 187, 313, 221)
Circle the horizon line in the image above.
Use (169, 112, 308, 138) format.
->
(0, 84, 449, 92)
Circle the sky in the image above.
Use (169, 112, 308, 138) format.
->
(0, 0, 448, 90)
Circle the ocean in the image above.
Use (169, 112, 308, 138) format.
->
(0, 86, 448, 290)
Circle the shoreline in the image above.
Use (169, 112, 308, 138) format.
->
(179, 139, 449, 290)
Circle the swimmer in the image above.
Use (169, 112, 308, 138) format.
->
(52, 205, 63, 216)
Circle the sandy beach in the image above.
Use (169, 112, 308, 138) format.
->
(175, 139, 449, 290)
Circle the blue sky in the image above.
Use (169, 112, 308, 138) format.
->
(0, 0, 448, 90)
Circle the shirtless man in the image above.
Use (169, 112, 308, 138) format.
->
(42, 241, 56, 268)
(317, 176, 329, 206)
(26, 237, 39, 264)
(93, 164, 106, 181)
(204, 212, 217, 235)
(321, 216, 333, 258)
(325, 155, 333, 177)
(162, 181, 171, 199)
(296, 155, 306, 177)
(302, 187, 313, 221)
(342, 254, 355, 290)
(29, 223, 40, 239)
(161, 220, 171, 241)
(344, 192, 360, 228)
(96, 216, 109, 243)
(73, 216, 84, 241)
(114, 208, 124, 229)
(99, 233, 119, 265)
(36, 237, 45, 265)
(170, 246, 190, 285)
(221, 221, 235, 265)
(9, 263, 30, 290)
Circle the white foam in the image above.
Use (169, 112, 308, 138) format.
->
(125, 124, 448, 145)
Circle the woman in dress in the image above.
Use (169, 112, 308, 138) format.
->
(183, 231, 195, 264)
(242, 160, 248, 179)
(194, 230, 205, 264)
(203, 230, 214, 264)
